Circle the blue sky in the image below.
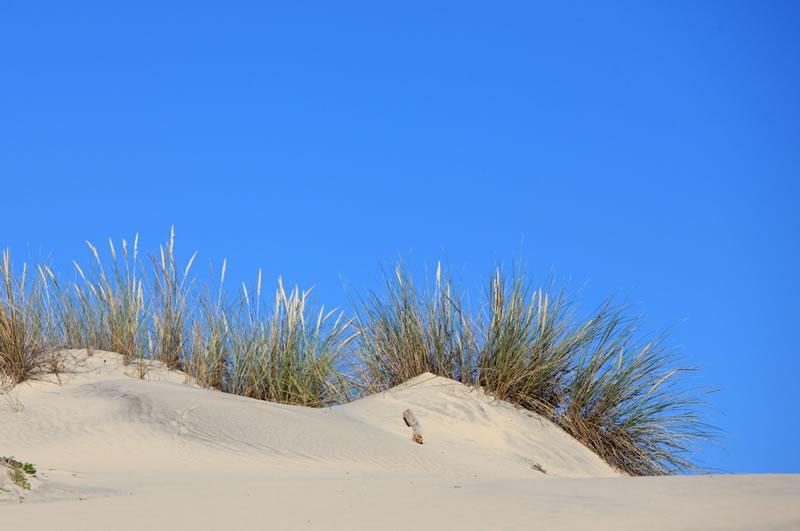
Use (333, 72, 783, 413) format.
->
(2, 1, 798, 473)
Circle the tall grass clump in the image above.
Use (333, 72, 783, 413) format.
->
(151, 227, 196, 369)
(0, 250, 54, 383)
(353, 262, 712, 475)
(353, 262, 475, 391)
(40, 265, 83, 349)
(560, 304, 711, 475)
(478, 269, 596, 417)
(70, 236, 145, 363)
(225, 273, 355, 406)
(0, 227, 714, 474)
(186, 260, 231, 390)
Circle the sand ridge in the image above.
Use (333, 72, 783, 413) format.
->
(1, 350, 798, 530)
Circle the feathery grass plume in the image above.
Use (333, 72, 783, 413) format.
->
(151, 227, 196, 369)
(478, 268, 595, 418)
(229, 272, 354, 406)
(0, 229, 716, 473)
(187, 259, 231, 389)
(53, 267, 103, 353)
(71, 235, 145, 364)
(37, 265, 83, 349)
(427, 262, 476, 384)
(560, 303, 713, 475)
(0, 250, 54, 383)
(35, 265, 60, 347)
(354, 264, 428, 389)
(353, 262, 476, 392)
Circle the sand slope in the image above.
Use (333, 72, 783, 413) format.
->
(1, 350, 798, 530)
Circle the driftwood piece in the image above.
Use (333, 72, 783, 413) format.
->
(403, 409, 424, 444)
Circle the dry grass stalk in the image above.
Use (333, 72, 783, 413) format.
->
(70, 235, 145, 364)
(0, 250, 53, 383)
(0, 231, 714, 475)
(226, 273, 355, 406)
(353, 262, 713, 475)
(353, 262, 475, 392)
(151, 227, 196, 369)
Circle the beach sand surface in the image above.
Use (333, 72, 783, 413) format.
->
(2, 351, 797, 530)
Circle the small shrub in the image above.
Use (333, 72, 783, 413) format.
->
(2, 456, 36, 490)
(7, 468, 29, 490)
(1, 456, 36, 475)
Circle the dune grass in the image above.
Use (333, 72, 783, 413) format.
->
(0, 250, 55, 384)
(151, 227, 196, 369)
(225, 274, 356, 406)
(186, 263, 355, 406)
(0, 230, 713, 475)
(353, 262, 475, 391)
(478, 269, 596, 418)
(186, 259, 230, 390)
(351, 264, 712, 475)
(70, 236, 145, 364)
(1, 457, 36, 475)
(1, 456, 36, 491)
(560, 305, 712, 475)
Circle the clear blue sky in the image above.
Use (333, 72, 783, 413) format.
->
(2, 1, 797, 473)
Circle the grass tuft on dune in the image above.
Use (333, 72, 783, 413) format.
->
(0, 229, 714, 475)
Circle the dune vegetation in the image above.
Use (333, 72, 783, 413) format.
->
(0, 228, 712, 476)
(1, 456, 36, 491)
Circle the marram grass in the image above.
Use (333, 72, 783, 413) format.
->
(151, 227, 196, 369)
(224, 272, 355, 406)
(0, 230, 714, 475)
(71, 236, 145, 363)
(478, 269, 595, 418)
(353, 262, 475, 391)
(351, 264, 714, 475)
(0, 250, 54, 383)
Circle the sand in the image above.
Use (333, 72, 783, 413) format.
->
(1, 350, 798, 530)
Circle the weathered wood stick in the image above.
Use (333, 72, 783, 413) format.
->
(403, 409, 424, 444)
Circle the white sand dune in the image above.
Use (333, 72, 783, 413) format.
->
(2, 350, 798, 530)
